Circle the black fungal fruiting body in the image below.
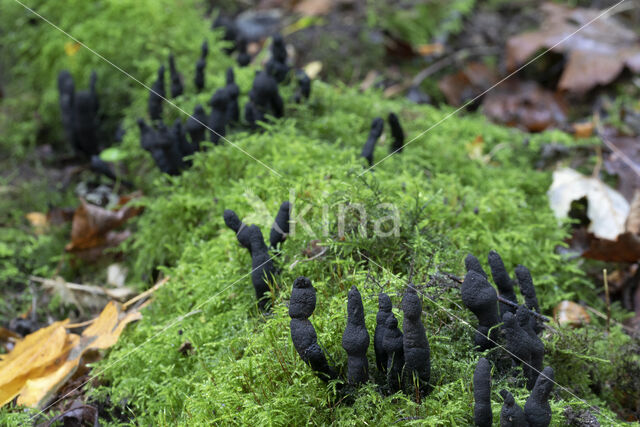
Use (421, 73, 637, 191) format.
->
(472, 360, 554, 427)
(195, 41, 208, 92)
(149, 65, 166, 121)
(237, 37, 251, 67)
(248, 225, 276, 310)
(289, 277, 336, 381)
(223, 209, 252, 253)
(516, 305, 544, 388)
(225, 68, 240, 124)
(401, 286, 430, 392)
(266, 34, 289, 83)
(488, 250, 517, 317)
(294, 70, 311, 103)
(515, 265, 542, 333)
(502, 311, 535, 389)
(58, 70, 76, 148)
(500, 389, 527, 426)
(169, 53, 183, 98)
(269, 201, 290, 249)
(212, 15, 237, 54)
(461, 270, 500, 350)
(388, 112, 405, 154)
(361, 117, 384, 167)
(171, 119, 194, 165)
(58, 71, 101, 158)
(382, 315, 404, 393)
(342, 286, 370, 385)
(71, 71, 101, 158)
(524, 367, 554, 427)
(208, 89, 228, 144)
(138, 119, 182, 175)
(473, 358, 493, 427)
(245, 71, 284, 127)
(185, 105, 208, 150)
(465, 254, 488, 279)
(374, 293, 393, 372)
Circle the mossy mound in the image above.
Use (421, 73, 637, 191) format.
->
(94, 82, 628, 424)
(1, 1, 636, 425)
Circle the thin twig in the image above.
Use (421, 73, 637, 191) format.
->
(603, 269, 611, 333)
(411, 46, 501, 87)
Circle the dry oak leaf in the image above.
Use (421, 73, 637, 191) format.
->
(482, 79, 567, 132)
(66, 198, 141, 252)
(507, 2, 640, 93)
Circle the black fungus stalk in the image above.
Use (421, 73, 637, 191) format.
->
(195, 41, 208, 92)
(148, 65, 165, 121)
(374, 293, 393, 372)
(269, 201, 291, 249)
(289, 277, 337, 381)
(515, 265, 542, 334)
(388, 112, 405, 154)
(488, 250, 518, 317)
(223, 209, 252, 253)
(245, 71, 284, 128)
(342, 286, 370, 385)
(169, 53, 183, 98)
(225, 67, 240, 124)
(207, 88, 229, 145)
(401, 285, 431, 394)
(524, 367, 554, 427)
(500, 389, 526, 426)
(473, 358, 492, 427)
(361, 117, 384, 167)
(461, 270, 500, 350)
(294, 70, 311, 103)
(382, 314, 404, 393)
(465, 254, 488, 279)
(185, 105, 208, 150)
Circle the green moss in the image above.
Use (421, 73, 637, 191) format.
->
(83, 79, 627, 424)
(1, 2, 635, 425)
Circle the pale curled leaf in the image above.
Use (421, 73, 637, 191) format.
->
(548, 168, 630, 240)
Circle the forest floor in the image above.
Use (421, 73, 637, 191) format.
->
(1, 0, 640, 425)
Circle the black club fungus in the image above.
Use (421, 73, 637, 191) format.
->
(473, 358, 493, 427)
(361, 117, 384, 167)
(461, 270, 500, 350)
(401, 285, 431, 393)
(374, 293, 393, 372)
(342, 286, 370, 385)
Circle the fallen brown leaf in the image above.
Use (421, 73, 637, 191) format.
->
(438, 62, 498, 107)
(573, 122, 594, 138)
(601, 128, 640, 201)
(506, 3, 640, 93)
(294, 0, 333, 16)
(553, 300, 590, 327)
(483, 79, 567, 132)
(66, 198, 140, 252)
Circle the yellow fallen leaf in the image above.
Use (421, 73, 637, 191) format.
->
(0, 320, 68, 386)
(64, 41, 81, 56)
(82, 301, 141, 350)
(17, 353, 79, 408)
(26, 212, 49, 235)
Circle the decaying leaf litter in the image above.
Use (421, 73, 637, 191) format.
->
(1, 0, 640, 424)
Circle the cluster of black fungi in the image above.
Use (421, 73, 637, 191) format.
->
(282, 251, 555, 426)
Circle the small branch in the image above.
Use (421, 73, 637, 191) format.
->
(603, 269, 611, 334)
